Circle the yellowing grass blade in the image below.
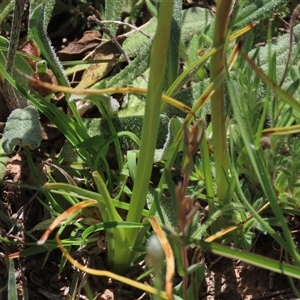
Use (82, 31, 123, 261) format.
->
(205, 202, 270, 242)
(38, 199, 97, 245)
(229, 23, 256, 41)
(149, 217, 175, 300)
(55, 234, 169, 299)
(20, 72, 193, 115)
(262, 124, 300, 136)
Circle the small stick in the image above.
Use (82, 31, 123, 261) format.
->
(88, 15, 131, 64)
(2, 0, 26, 111)
(97, 20, 152, 39)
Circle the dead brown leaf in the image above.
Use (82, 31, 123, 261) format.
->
(58, 31, 101, 61)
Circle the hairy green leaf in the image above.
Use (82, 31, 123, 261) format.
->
(83, 114, 169, 149)
(104, 0, 123, 37)
(29, 4, 70, 91)
(106, 40, 151, 88)
(2, 106, 42, 154)
(181, 7, 214, 42)
(234, 0, 287, 29)
(29, 0, 56, 32)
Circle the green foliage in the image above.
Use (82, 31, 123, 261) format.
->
(0, 0, 14, 27)
(8, 260, 18, 300)
(233, 0, 287, 29)
(2, 0, 300, 298)
(0, 36, 33, 92)
(28, 0, 56, 34)
(0, 139, 9, 180)
(82, 114, 169, 149)
(29, 4, 70, 91)
(104, 0, 123, 36)
(181, 7, 214, 42)
(106, 40, 151, 88)
(274, 137, 300, 210)
(2, 106, 42, 154)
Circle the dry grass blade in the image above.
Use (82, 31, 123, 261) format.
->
(20, 72, 194, 115)
(149, 217, 175, 300)
(38, 199, 98, 245)
(55, 234, 169, 298)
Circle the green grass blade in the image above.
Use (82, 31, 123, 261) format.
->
(0, 0, 14, 25)
(241, 51, 300, 114)
(209, 0, 232, 208)
(197, 240, 300, 279)
(227, 72, 300, 266)
(8, 259, 18, 300)
(126, 2, 173, 229)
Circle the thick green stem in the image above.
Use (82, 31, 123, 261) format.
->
(125, 1, 173, 253)
(210, 0, 232, 206)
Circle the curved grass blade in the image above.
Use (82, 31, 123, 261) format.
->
(19, 73, 193, 115)
(196, 240, 300, 280)
(149, 217, 175, 300)
(55, 234, 169, 299)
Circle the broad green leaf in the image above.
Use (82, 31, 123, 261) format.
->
(154, 116, 184, 162)
(82, 114, 170, 149)
(106, 40, 151, 88)
(2, 106, 42, 154)
(181, 7, 214, 42)
(122, 18, 157, 57)
(165, 0, 182, 89)
(123, 7, 214, 58)
(104, 0, 123, 37)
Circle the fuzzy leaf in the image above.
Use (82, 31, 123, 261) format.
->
(106, 40, 151, 88)
(234, 0, 287, 29)
(181, 7, 214, 42)
(246, 23, 300, 106)
(154, 116, 184, 162)
(29, 0, 56, 31)
(83, 114, 169, 149)
(2, 106, 42, 154)
(165, 0, 182, 89)
(123, 7, 214, 59)
(122, 18, 157, 57)
(29, 4, 70, 91)
(254, 24, 300, 72)
(104, 0, 123, 37)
